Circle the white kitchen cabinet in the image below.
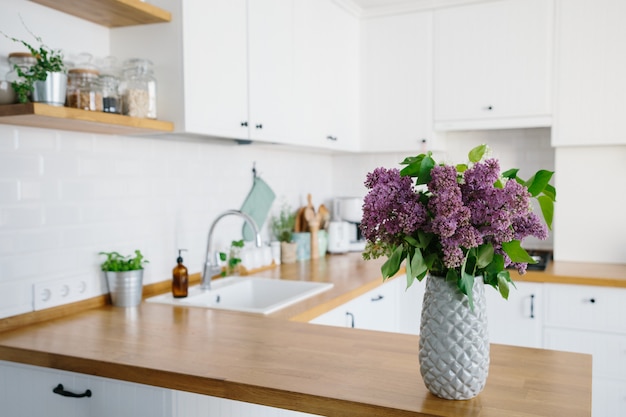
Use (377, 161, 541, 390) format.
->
(360, 11, 437, 152)
(293, 0, 359, 151)
(310, 278, 398, 332)
(0, 360, 173, 417)
(112, 0, 295, 146)
(552, 0, 626, 146)
(247, 0, 294, 144)
(433, 0, 553, 131)
(543, 283, 626, 417)
(396, 275, 425, 335)
(485, 281, 543, 348)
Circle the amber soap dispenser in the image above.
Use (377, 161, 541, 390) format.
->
(172, 249, 188, 298)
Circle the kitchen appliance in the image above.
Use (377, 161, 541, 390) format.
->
(327, 197, 366, 253)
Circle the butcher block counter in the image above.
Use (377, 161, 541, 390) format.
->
(0, 253, 609, 417)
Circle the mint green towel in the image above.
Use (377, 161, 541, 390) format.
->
(241, 177, 276, 241)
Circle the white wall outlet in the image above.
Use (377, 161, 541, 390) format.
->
(33, 275, 96, 311)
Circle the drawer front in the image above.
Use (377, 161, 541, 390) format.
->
(544, 284, 626, 333)
(544, 328, 626, 379)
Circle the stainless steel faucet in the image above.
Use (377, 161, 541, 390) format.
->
(201, 209, 262, 290)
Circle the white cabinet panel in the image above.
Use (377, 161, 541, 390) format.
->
(0, 360, 173, 417)
(293, 0, 359, 151)
(310, 278, 398, 332)
(592, 377, 626, 417)
(396, 275, 425, 335)
(433, 0, 553, 130)
(553, 0, 626, 146)
(485, 281, 543, 348)
(544, 283, 626, 333)
(247, 0, 294, 144)
(360, 11, 435, 152)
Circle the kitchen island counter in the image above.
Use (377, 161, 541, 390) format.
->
(0, 254, 594, 417)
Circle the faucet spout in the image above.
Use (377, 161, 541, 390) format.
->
(202, 210, 262, 290)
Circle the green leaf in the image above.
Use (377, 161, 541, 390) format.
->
(381, 246, 404, 279)
(526, 170, 554, 197)
(456, 163, 468, 173)
(537, 195, 555, 230)
(404, 235, 420, 248)
(219, 252, 227, 261)
(476, 244, 494, 269)
(409, 249, 428, 286)
(460, 272, 475, 310)
(399, 154, 425, 177)
(468, 144, 488, 163)
(415, 155, 435, 185)
(501, 240, 536, 264)
(501, 168, 519, 180)
(542, 183, 557, 201)
(497, 272, 511, 299)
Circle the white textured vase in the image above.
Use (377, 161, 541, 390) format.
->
(418, 275, 490, 400)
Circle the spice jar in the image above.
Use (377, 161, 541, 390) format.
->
(66, 68, 103, 111)
(0, 59, 17, 105)
(97, 56, 122, 114)
(120, 58, 157, 119)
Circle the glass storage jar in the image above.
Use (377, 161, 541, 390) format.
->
(66, 68, 103, 111)
(0, 59, 17, 105)
(120, 58, 157, 119)
(100, 74, 121, 114)
(5, 52, 36, 103)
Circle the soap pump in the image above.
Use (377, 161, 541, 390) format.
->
(172, 249, 188, 298)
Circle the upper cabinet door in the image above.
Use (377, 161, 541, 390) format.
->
(293, 0, 359, 151)
(247, 0, 294, 144)
(182, 0, 249, 139)
(360, 10, 435, 152)
(433, 0, 553, 130)
(552, 0, 626, 146)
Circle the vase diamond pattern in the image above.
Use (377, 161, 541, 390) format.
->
(418, 275, 490, 400)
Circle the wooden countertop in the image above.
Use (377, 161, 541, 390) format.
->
(0, 253, 609, 416)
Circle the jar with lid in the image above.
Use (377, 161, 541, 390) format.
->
(120, 58, 157, 119)
(97, 56, 122, 114)
(0, 58, 17, 105)
(5, 52, 37, 103)
(66, 68, 103, 111)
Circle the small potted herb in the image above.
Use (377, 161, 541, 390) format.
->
(99, 250, 148, 307)
(271, 204, 297, 264)
(1, 24, 67, 105)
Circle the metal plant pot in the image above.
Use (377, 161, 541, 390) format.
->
(32, 72, 67, 106)
(105, 270, 144, 307)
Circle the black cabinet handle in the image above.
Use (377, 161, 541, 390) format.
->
(485, 105, 493, 111)
(53, 383, 92, 398)
(326, 135, 337, 141)
(587, 298, 596, 304)
(371, 294, 384, 302)
(240, 121, 248, 127)
(529, 294, 535, 319)
(345, 312, 355, 328)
(255, 124, 263, 129)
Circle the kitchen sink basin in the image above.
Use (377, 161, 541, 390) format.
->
(145, 276, 334, 315)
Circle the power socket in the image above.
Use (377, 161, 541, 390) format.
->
(33, 275, 95, 311)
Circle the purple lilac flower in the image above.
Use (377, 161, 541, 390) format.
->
(362, 167, 427, 245)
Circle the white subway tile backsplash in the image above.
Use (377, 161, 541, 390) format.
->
(0, 205, 43, 229)
(44, 204, 81, 226)
(15, 129, 58, 151)
(0, 129, 17, 151)
(0, 180, 18, 203)
(0, 154, 43, 177)
(0, 281, 32, 317)
(15, 229, 62, 253)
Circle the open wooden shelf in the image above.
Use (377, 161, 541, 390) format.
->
(29, 0, 171, 27)
(0, 103, 174, 135)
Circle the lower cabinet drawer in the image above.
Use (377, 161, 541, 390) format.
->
(544, 284, 626, 333)
(544, 327, 626, 379)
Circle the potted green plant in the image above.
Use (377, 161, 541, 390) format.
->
(99, 250, 148, 307)
(1, 26, 67, 105)
(271, 204, 297, 264)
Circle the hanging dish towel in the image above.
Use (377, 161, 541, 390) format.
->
(240, 176, 276, 241)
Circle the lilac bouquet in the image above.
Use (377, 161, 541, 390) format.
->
(361, 145, 555, 307)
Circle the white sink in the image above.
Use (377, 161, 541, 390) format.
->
(146, 276, 334, 315)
